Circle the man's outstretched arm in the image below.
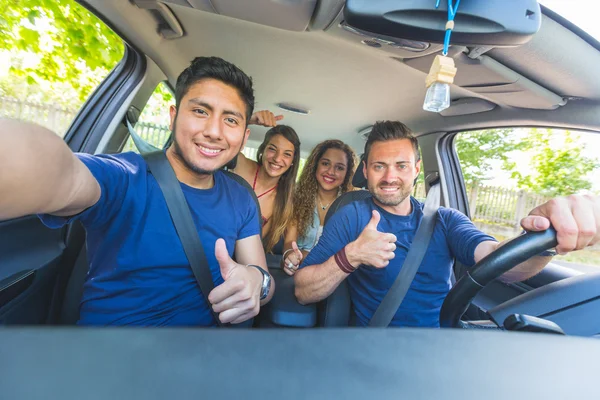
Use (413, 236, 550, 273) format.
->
(0, 119, 100, 220)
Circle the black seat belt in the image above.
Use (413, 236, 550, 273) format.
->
(143, 151, 223, 327)
(369, 176, 441, 327)
(126, 118, 223, 327)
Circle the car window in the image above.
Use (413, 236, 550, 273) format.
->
(454, 127, 600, 271)
(122, 82, 174, 153)
(242, 146, 259, 162)
(0, 0, 124, 137)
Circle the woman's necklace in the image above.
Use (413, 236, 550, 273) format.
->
(318, 198, 331, 211)
(318, 192, 337, 210)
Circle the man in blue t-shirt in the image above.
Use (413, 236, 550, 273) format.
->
(294, 121, 600, 327)
(0, 57, 276, 326)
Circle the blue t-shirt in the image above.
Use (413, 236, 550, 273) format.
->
(39, 152, 260, 326)
(301, 197, 495, 327)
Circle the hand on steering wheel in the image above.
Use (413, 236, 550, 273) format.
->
(440, 228, 558, 328)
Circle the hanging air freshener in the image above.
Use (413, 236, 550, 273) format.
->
(423, 0, 460, 112)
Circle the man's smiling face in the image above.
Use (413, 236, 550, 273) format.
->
(170, 78, 249, 175)
(364, 139, 421, 209)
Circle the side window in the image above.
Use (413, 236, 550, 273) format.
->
(0, 0, 124, 136)
(242, 147, 259, 161)
(454, 128, 600, 270)
(412, 158, 425, 202)
(123, 82, 174, 153)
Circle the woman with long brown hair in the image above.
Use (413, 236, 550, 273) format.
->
(281, 139, 357, 275)
(233, 112, 301, 254)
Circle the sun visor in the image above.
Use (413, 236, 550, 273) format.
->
(344, 0, 542, 47)
(439, 98, 497, 117)
(185, 0, 318, 31)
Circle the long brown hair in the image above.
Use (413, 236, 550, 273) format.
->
(293, 140, 357, 237)
(257, 125, 301, 253)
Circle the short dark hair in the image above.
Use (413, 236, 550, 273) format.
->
(364, 121, 420, 164)
(175, 56, 255, 123)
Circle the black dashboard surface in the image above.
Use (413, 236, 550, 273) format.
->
(0, 328, 598, 399)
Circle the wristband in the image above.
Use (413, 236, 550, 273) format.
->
(334, 246, 357, 274)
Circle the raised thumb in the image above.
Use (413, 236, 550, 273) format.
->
(366, 210, 381, 230)
(215, 238, 234, 279)
(292, 241, 303, 260)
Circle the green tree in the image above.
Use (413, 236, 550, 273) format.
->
(511, 128, 599, 197)
(0, 0, 124, 100)
(455, 128, 530, 185)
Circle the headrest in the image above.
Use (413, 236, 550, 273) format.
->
(352, 154, 367, 188)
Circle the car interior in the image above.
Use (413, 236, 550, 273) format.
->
(1, 0, 600, 397)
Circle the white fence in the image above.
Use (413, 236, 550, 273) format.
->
(0, 97, 77, 136)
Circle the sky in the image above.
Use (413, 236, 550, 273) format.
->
(539, 0, 600, 41)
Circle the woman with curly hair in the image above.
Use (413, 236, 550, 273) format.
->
(281, 139, 357, 275)
(232, 111, 301, 254)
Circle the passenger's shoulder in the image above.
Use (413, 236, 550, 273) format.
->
(75, 151, 146, 176)
(436, 206, 471, 226)
(437, 206, 468, 218)
(327, 195, 372, 229)
(331, 195, 369, 217)
(89, 151, 143, 163)
(231, 153, 258, 180)
(219, 170, 255, 198)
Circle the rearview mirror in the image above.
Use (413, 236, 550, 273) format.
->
(344, 0, 541, 47)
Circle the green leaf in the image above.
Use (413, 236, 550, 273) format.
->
(18, 26, 40, 45)
(27, 9, 40, 25)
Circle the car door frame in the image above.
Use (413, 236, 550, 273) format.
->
(0, 36, 147, 324)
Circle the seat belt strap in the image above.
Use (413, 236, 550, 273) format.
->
(126, 118, 161, 154)
(368, 179, 441, 327)
(126, 119, 223, 327)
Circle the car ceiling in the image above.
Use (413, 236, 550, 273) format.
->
(84, 0, 600, 154)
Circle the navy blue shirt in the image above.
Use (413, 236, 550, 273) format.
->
(301, 197, 495, 327)
(39, 152, 260, 326)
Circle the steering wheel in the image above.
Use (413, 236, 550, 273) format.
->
(439, 228, 558, 328)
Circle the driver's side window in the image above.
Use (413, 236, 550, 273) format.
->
(454, 127, 600, 270)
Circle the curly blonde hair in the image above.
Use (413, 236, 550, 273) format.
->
(293, 140, 357, 237)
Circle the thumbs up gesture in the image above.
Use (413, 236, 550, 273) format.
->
(346, 210, 397, 269)
(282, 241, 303, 276)
(208, 239, 263, 324)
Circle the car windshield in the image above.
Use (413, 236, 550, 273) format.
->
(3, 0, 600, 346)
(539, 0, 600, 42)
